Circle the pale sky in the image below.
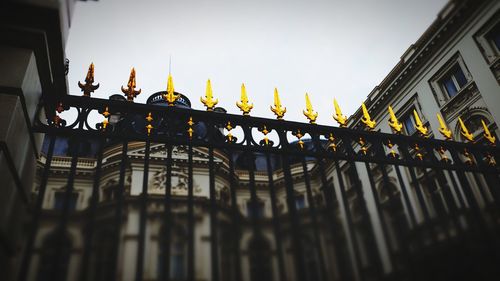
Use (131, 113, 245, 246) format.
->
(66, 0, 447, 125)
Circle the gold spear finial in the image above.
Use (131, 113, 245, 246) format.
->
(236, 83, 253, 115)
(333, 98, 347, 127)
(121, 67, 142, 102)
(270, 88, 286, 120)
(163, 73, 180, 106)
(437, 113, 452, 140)
(413, 110, 428, 137)
(86, 63, 94, 83)
(481, 119, 496, 145)
(78, 63, 100, 97)
(458, 117, 474, 142)
(361, 103, 376, 130)
(387, 106, 402, 133)
(303, 93, 318, 124)
(200, 79, 218, 111)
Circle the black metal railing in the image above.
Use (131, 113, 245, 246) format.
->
(18, 94, 500, 281)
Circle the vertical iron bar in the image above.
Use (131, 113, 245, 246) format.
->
(332, 158, 364, 280)
(469, 148, 500, 207)
(377, 162, 414, 277)
(341, 134, 384, 277)
(316, 156, 356, 280)
(187, 144, 195, 281)
(281, 154, 306, 281)
(301, 157, 328, 281)
(470, 172, 490, 206)
(18, 135, 56, 281)
(347, 165, 384, 276)
(420, 168, 449, 240)
(110, 141, 129, 280)
(135, 140, 151, 281)
(398, 143, 439, 246)
(228, 151, 242, 280)
(482, 170, 500, 206)
(394, 164, 417, 227)
(50, 137, 79, 280)
(364, 161, 394, 264)
(247, 152, 260, 236)
(80, 137, 105, 281)
(162, 144, 173, 281)
(265, 153, 286, 281)
(445, 169, 466, 209)
(209, 147, 220, 281)
(448, 150, 482, 213)
(421, 144, 464, 236)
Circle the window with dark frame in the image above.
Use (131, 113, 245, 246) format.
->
(439, 64, 468, 98)
(295, 194, 306, 210)
(402, 111, 417, 136)
(247, 201, 265, 218)
(54, 191, 79, 211)
(344, 165, 358, 189)
(487, 23, 500, 52)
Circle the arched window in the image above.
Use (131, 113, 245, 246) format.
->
(37, 231, 72, 281)
(248, 235, 273, 281)
(456, 113, 498, 143)
(158, 225, 187, 280)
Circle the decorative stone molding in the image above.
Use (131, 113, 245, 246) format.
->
(441, 82, 480, 122)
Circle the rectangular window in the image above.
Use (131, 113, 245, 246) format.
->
(440, 65, 468, 98)
(344, 165, 358, 189)
(403, 113, 417, 135)
(247, 201, 265, 218)
(488, 25, 500, 51)
(54, 192, 78, 211)
(295, 194, 306, 210)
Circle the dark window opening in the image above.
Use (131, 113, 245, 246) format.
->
(488, 24, 500, 51)
(54, 192, 78, 211)
(295, 194, 306, 210)
(247, 201, 265, 218)
(402, 112, 417, 136)
(440, 65, 468, 98)
(248, 236, 273, 281)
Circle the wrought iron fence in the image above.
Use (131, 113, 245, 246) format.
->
(18, 67, 500, 281)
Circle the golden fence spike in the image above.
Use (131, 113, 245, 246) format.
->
(78, 62, 100, 97)
(303, 93, 318, 124)
(481, 119, 496, 145)
(437, 113, 452, 140)
(121, 67, 141, 102)
(86, 63, 95, 83)
(333, 98, 347, 127)
(200, 79, 219, 111)
(361, 103, 376, 130)
(413, 109, 428, 137)
(270, 88, 286, 119)
(387, 105, 402, 133)
(458, 117, 474, 142)
(236, 83, 253, 115)
(163, 73, 180, 106)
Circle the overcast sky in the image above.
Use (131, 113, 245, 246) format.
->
(66, 0, 447, 125)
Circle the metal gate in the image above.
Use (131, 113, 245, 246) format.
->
(17, 76, 500, 281)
